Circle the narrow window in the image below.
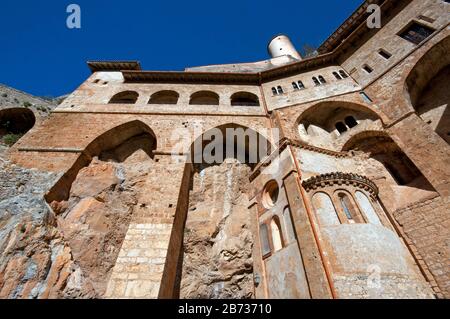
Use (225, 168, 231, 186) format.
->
(297, 81, 305, 89)
(270, 217, 283, 252)
(277, 86, 284, 94)
(318, 75, 327, 84)
(345, 116, 358, 128)
(339, 70, 349, 78)
(260, 223, 271, 257)
(338, 193, 355, 223)
(292, 82, 299, 90)
(272, 87, 278, 95)
(333, 72, 342, 80)
(312, 77, 320, 86)
(399, 22, 435, 45)
(363, 65, 373, 74)
(93, 79, 101, 84)
(335, 122, 347, 134)
(378, 49, 392, 59)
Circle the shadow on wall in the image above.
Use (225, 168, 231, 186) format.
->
(405, 35, 450, 145)
(296, 101, 383, 151)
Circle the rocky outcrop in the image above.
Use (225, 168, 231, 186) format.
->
(180, 159, 254, 299)
(0, 148, 153, 298)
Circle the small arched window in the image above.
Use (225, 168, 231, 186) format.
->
(148, 90, 179, 104)
(345, 116, 358, 128)
(109, 91, 139, 104)
(333, 72, 342, 80)
(318, 75, 327, 84)
(292, 82, 299, 90)
(231, 92, 260, 106)
(339, 70, 349, 78)
(337, 192, 363, 223)
(297, 81, 305, 89)
(335, 122, 348, 134)
(277, 86, 284, 94)
(270, 217, 283, 252)
(312, 77, 320, 86)
(272, 87, 278, 95)
(189, 91, 219, 105)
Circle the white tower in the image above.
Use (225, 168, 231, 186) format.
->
(267, 34, 302, 60)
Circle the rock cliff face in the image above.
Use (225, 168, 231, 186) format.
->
(0, 147, 153, 298)
(180, 159, 254, 299)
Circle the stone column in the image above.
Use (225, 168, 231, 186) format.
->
(282, 170, 333, 299)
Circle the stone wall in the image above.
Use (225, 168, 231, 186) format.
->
(393, 195, 450, 298)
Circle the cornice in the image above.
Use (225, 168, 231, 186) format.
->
(302, 172, 379, 196)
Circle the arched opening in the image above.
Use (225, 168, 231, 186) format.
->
(270, 217, 283, 252)
(339, 70, 348, 78)
(312, 192, 340, 226)
(336, 192, 364, 223)
(189, 91, 219, 105)
(230, 92, 260, 107)
(296, 101, 383, 150)
(46, 120, 157, 203)
(343, 131, 436, 209)
(333, 72, 342, 80)
(345, 116, 358, 128)
(0, 108, 36, 146)
(292, 82, 299, 90)
(277, 86, 284, 94)
(335, 122, 348, 134)
(45, 120, 157, 297)
(109, 91, 139, 104)
(405, 36, 450, 144)
(312, 77, 320, 86)
(318, 75, 327, 84)
(168, 123, 272, 299)
(148, 90, 179, 104)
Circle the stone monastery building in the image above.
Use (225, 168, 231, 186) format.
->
(0, 0, 449, 299)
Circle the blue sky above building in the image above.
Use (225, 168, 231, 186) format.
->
(0, 0, 362, 96)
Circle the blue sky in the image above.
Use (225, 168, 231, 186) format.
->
(0, 0, 362, 97)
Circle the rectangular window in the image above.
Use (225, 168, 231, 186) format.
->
(259, 224, 271, 257)
(399, 22, 435, 45)
(378, 49, 392, 60)
(362, 64, 373, 74)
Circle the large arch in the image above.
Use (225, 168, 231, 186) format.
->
(46, 120, 157, 203)
(0, 107, 36, 145)
(295, 101, 385, 151)
(405, 35, 450, 144)
(160, 123, 272, 299)
(342, 130, 436, 208)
